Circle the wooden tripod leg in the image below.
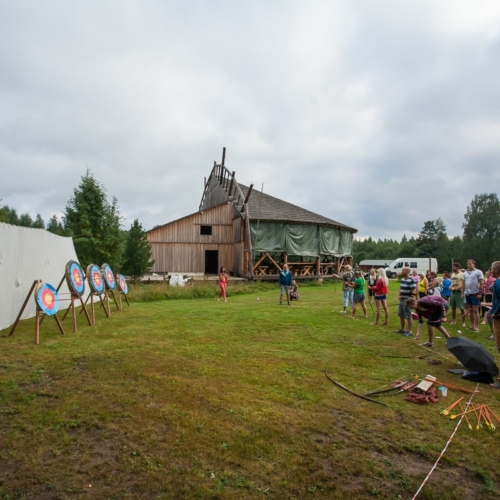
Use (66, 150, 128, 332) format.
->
(55, 275, 65, 293)
(118, 292, 122, 311)
(91, 294, 95, 325)
(9, 280, 39, 336)
(79, 297, 93, 326)
(79, 294, 91, 315)
(62, 295, 74, 321)
(100, 294, 111, 318)
(123, 293, 130, 306)
(53, 314, 66, 335)
(35, 311, 41, 345)
(110, 291, 120, 311)
(71, 295, 77, 333)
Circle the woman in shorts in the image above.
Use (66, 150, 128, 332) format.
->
(369, 268, 389, 325)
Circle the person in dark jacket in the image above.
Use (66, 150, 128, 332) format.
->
(278, 264, 293, 305)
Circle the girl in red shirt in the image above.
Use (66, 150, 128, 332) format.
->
(369, 268, 389, 325)
(218, 267, 228, 302)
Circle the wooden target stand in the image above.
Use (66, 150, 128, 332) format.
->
(100, 264, 120, 314)
(8, 280, 66, 345)
(54, 274, 93, 332)
(78, 263, 112, 324)
(116, 274, 130, 310)
(80, 288, 111, 323)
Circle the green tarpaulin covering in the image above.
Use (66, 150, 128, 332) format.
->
(250, 222, 353, 257)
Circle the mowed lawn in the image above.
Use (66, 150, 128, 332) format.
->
(1, 281, 500, 499)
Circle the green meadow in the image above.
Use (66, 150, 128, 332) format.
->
(1, 280, 499, 499)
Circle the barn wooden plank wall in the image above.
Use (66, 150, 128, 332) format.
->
(147, 203, 246, 274)
(150, 243, 235, 273)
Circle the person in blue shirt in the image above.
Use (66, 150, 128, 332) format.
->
(441, 271, 452, 302)
(278, 264, 293, 305)
(489, 261, 500, 388)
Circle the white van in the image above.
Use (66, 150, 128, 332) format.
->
(385, 258, 438, 279)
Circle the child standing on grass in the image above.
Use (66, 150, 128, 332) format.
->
(350, 271, 367, 319)
(218, 266, 228, 302)
(290, 280, 300, 300)
(278, 264, 293, 305)
(367, 268, 377, 305)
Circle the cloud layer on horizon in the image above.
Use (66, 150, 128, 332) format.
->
(1, 1, 500, 240)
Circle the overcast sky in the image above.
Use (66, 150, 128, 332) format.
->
(1, 1, 500, 240)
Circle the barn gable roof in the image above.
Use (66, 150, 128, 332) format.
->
(239, 184, 356, 231)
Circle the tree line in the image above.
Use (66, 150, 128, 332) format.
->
(1, 171, 154, 281)
(353, 193, 500, 273)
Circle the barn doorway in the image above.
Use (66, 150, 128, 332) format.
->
(205, 250, 218, 275)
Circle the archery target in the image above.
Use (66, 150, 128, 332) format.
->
(35, 283, 60, 316)
(102, 263, 116, 290)
(117, 274, 128, 294)
(65, 260, 85, 296)
(87, 264, 105, 294)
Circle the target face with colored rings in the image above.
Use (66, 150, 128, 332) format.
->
(117, 274, 128, 294)
(36, 283, 60, 315)
(102, 263, 116, 290)
(87, 264, 105, 294)
(66, 260, 85, 296)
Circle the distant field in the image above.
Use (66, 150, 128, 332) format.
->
(1, 281, 499, 499)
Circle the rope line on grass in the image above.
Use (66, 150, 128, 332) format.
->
(411, 383, 479, 500)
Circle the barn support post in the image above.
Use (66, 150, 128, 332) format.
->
(228, 171, 235, 197)
(315, 256, 320, 276)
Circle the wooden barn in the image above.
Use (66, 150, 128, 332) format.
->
(146, 152, 357, 279)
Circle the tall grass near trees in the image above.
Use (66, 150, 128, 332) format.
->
(1, 281, 499, 499)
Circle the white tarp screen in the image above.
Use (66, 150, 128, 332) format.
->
(0, 222, 87, 331)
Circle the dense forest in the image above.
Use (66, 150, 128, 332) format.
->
(353, 193, 500, 272)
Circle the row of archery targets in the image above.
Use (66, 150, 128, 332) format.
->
(9, 261, 129, 345)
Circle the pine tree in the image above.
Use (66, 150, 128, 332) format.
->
(462, 193, 500, 270)
(121, 219, 155, 281)
(18, 213, 34, 227)
(32, 214, 45, 229)
(63, 170, 124, 270)
(47, 215, 67, 236)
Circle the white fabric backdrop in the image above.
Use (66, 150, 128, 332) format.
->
(0, 222, 88, 331)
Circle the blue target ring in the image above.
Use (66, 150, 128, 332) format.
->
(66, 260, 85, 296)
(36, 283, 60, 316)
(117, 274, 128, 294)
(87, 264, 105, 294)
(102, 264, 116, 290)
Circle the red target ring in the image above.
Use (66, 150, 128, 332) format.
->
(36, 283, 60, 316)
(87, 264, 105, 294)
(102, 263, 116, 290)
(65, 260, 85, 296)
(117, 274, 128, 294)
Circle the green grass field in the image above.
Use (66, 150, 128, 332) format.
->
(1, 281, 499, 499)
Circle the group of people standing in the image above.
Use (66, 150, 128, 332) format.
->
(334, 260, 500, 355)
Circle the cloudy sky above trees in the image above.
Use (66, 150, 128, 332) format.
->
(1, 1, 500, 239)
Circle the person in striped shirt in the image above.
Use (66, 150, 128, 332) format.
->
(395, 267, 417, 336)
